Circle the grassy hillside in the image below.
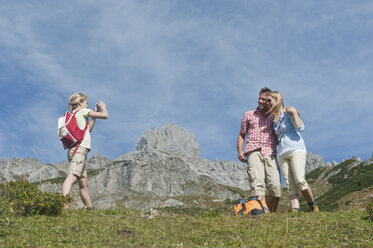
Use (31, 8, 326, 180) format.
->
(1, 158, 373, 247)
(305, 160, 373, 212)
(1, 207, 372, 247)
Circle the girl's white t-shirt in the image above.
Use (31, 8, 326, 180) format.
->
(74, 108, 92, 150)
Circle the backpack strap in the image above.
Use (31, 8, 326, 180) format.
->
(71, 110, 89, 156)
(72, 142, 81, 155)
(256, 200, 270, 213)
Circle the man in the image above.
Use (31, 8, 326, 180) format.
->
(237, 87, 281, 212)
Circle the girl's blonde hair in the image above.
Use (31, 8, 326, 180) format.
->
(69, 93, 87, 111)
(268, 91, 284, 123)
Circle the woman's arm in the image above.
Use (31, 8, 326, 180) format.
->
(88, 101, 109, 119)
(88, 103, 100, 132)
(285, 106, 304, 131)
(88, 118, 96, 132)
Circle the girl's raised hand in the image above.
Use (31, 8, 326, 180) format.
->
(98, 100, 106, 110)
(95, 103, 101, 112)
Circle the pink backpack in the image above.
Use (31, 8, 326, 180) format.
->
(57, 110, 88, 155)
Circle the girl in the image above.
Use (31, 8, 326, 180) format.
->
(267, 91, 318, 213)
(62, 93, 109, 209)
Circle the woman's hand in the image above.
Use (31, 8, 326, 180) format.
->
(286, 106, 303, 128)
(89, 100, 109, 119)
(95, 103, 101, 112)
(285, 106, 298, 115)
(96, 101, 106, 111)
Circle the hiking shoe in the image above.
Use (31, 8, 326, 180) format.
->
(63, 203, 69, 210)
(86, 205, 97, 211)
(309, 204, 319, 213)
(289, 208, 299, 213)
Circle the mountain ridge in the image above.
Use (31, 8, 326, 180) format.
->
(1, 124, 371, 211)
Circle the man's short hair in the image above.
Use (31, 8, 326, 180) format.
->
(259, 87, 271, 95)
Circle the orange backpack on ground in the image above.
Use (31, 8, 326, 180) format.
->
(234, 197, 270, 216)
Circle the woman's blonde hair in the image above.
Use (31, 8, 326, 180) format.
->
(68, 93, 87, 111)
(268, 91, 284, 123)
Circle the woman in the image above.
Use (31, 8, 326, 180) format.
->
(267, 91, 318, 213)
(61, 93, 109, 210)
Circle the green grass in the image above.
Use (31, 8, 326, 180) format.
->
(326, 159, 354, 184)
(1, 208, 372, 247)
(306, 167, 326, 180)
(316, 162, 373, 211)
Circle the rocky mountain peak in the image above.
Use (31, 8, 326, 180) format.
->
(306, 153, 326, 174)
(135, 124, 201, 157)
(3, 123, 370, 211)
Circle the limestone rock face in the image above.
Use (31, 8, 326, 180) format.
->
(87, 149, 249, 209)
(136, 124, 201, 157)
(86, 152, 110, 170)
(305, 153, 326, 174)
(0, 157, 62, 183)
(364, 153, 373, 166)
(59, 124, 248, 209)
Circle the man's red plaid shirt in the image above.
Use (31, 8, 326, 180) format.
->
(240, 109, 277, 157)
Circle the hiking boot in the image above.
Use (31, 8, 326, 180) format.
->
(63, 203, 69, 210)
(289, 208, 299, 213)
(309, 204, 319, 213)
(86, 205, 97, 211)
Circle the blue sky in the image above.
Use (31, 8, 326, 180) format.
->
(0, 0, 372, 164)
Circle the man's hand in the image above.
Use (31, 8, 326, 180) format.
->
(238, 151, 247, 163)
(237, 134, 247, 163)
